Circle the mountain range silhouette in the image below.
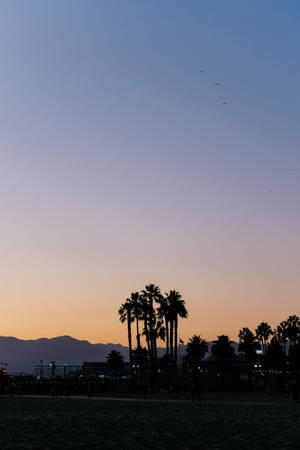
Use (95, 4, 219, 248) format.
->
(0, 335, 239, 374)
(0, 335, 129, 374)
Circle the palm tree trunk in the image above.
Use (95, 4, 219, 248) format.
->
(127, 311, 133, 375)
(136, 317, 141, 351)
(144, 319, 151, 361)
(145, 318, 154, 391)
(174, 315, 178, 366)
(170, 319, 174, 360)
(149, 299, 154, 364)
(165, 318, 169, 356)
(149, 299, 157, 391)
(174, 315, 178, 385)
(151, 329, 155, 367)
(154, 333, 158, 368)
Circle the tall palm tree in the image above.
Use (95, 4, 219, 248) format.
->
(118, 300, 134, 372)
(166, 290, 188, 370)
(141, 284, 161, 364)
(157, 295, 170, 356)
(255, 322, 273, 353)
(139, 294, 152, 363)
(128, 292, 142, 352)
(153, 318, 166, 365)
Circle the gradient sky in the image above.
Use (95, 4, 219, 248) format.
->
(1, 0, 299, 345)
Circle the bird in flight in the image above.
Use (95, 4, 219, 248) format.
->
(199, 70, 230, 106)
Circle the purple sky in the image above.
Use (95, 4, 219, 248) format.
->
(0, 1, 299, 343)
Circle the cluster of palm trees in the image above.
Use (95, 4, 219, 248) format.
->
(238, 315, 300, 365)
(118, 284, 188, 380)
(274, 315, 300, 349)
(183, 315, 300, 370)
(184, 334, 236, 369)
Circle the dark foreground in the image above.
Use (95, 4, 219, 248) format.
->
(0, 397, 299, 449)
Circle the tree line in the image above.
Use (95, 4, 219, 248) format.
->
(177, 315, 300, 372)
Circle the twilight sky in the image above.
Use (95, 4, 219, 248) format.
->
(0, 0, 299, 344)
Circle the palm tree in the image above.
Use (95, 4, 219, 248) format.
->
(129, 292, 142, 352)
(265, 337, 286, 370)
(166, 290, 188, 370)
(211, 335, 235, 360)
(255, 322, 273, 353)
(139, 295, 152, 363)
(118, 300, 134, 372)
(275, 321, 289, 354)
(211, 335, 235, 390)
(153, 318, 166, 366)
(185, 335, 208, 369)
(276, 316, 300, 355)
(132, 346, 148, 367)
(141, 284, 161, 365)
(157, 295, 170, 356)
(285, 315, 300, 346)
(106, 350, 124, 377)
(238, 328, 259, 362)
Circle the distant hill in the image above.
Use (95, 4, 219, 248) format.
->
(0, 336, 129, 374)
(0, 336, 239, 374)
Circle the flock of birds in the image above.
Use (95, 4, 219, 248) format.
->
(200, 69, 228, 105)
(200, 69, 296, 193)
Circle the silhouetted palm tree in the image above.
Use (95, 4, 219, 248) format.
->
(153, 318, 166, 366)
(132, 346, 148, 367)
(185, 335, 208, 368)
(275, 321, 289, 354)
(107, 350, 124, 377)
(211, 335, 235, 390)
(157, 295, 170, 356)
(211, 335, 235, 360)
(166, 290, 188, 370)
(129, 292, 142, 352)
(118, 300, 133, 372)
(141, 284, 161, 365)
(255, 322, 273, 353)
(285, 315, 300, 346)
(238, 328, 259, 362)
(265, 337, 286, 370)
(275, 316, 300, 355)
(139, 295, 152, 363)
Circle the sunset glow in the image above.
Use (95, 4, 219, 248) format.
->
(1, 1, 299, 345)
